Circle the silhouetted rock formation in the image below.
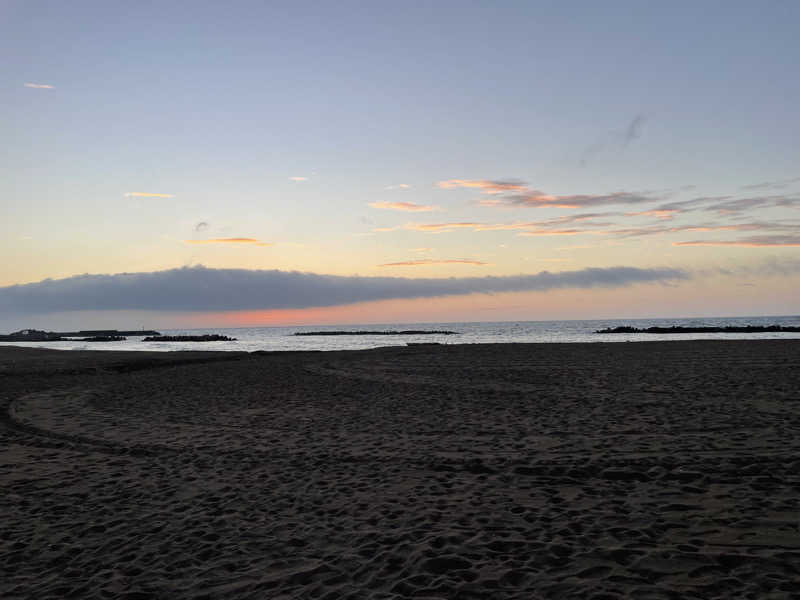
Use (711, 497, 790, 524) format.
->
(294, 330, 458, 336)
(595, 325, 800, 334)
(143, 334, 237, 342)
(0, 329, 159, 342)
(0, 329, 64, 341)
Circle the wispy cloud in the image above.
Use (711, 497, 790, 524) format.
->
(377, 214, 618, 235)
(478, 214, 618, 230)
(368, 201, 438, 212)
(580, 114, 646, 166)
(194, 221, 209, 232)
(411, 247, 433, 253)
(739, 177, 800, 191)
(675, 235, 800, 247)
(374, 222, 483, 233)
(437, 179, 528, 194)
(643, 195, 800, 217)
(381, 179, 799, 247)
(185, 238, 273, 246)
(441, 174, 798, 225)
(625, 209, 680, 220)
(289, 176, 307, 182)
(445, 177, 661, 210)
(601, 221, 796, 239)
(498, 191, 656, 209)
(517, 229, 593, 237)
(24, 82, 54, 89)
(623, 115, 645, 144)
(124, 192, 175, 198)
(703, 196, 800, 215)
(411, 222, 484, 231)
(385, 184, 411, 190)
(519, 221, 797, 240)
(379, 259, 488, 267)
(373, 212, 800, 249)
(0, 265, 689, 313)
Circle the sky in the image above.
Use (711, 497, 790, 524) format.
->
(2, 1, 799, 330)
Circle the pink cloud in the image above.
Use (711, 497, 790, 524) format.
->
(368, 201, 438, 212)
(437, 179, 528, 194)
(185, 238, 273, 246)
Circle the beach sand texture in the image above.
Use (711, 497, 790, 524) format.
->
(1, 341, 799, 599)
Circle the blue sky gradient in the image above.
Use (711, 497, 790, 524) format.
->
(2, 1, 799, 328)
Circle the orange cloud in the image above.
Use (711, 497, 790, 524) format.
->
(378, 259, 488, 267)
(512, 191, 653, 209)
(375, 217, 616, 234)
(625, 209, 680, 220)
(402, 222, 484, 232)
(516, 229, 592, 236)
(368, 201, 438, 212)
(471, 222, 540, 231)
(289, 176, 307, 181)
(185, 238, 273, 246)
(437, 179, 528, 194)
(125, 192, 175, 198)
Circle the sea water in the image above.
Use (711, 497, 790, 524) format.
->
(3, 315, 800, 352)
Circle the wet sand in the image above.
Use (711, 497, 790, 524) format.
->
(1, 341, 799, 599)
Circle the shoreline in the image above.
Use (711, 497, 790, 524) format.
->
(2, 340, 799, 598)
(5, 333, 800, 356)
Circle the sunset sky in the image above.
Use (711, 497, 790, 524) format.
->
(2, 1, 799, 330)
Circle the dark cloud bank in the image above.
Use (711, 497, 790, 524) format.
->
(0, 266, 688, 314)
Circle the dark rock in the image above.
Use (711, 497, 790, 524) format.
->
(143, 334, 236, 342)
(596, 324, 800, 334)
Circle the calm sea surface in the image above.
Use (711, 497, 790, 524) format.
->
(4, 316, 800, 352)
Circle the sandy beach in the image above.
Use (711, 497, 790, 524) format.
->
(1, 340, 799, 599)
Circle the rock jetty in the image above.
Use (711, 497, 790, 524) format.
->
(0, 329, 63, 342)
(595, 325, 800, 334)
(143, 334, 237, 342)
(0, 329, 159, 342)
(294, 330, 458, 336)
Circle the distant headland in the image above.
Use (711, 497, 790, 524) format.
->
(294, 330, 458, 336)
(595, 325, 800, 334)
(0, 329, 160, 342)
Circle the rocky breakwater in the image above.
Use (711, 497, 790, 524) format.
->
(143, 334, 237, 342)
(0, 329, 160, 342)
(596, 324, 800, 334)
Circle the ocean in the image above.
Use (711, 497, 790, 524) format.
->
(3, 315, 800, 352)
